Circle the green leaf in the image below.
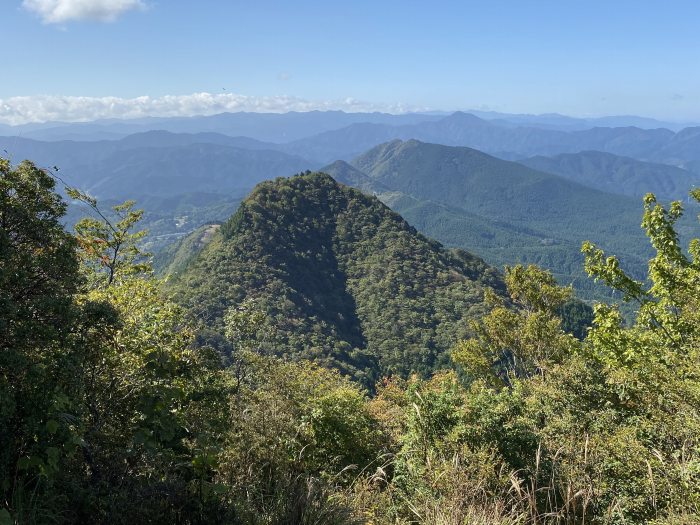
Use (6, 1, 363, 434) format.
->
(46, 419, 59, 434)
(46, 447, 60, 469)
(0, 508, 12, 525)
(16, 455, 43, 471)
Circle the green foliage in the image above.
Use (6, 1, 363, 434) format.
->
(171, 171, 506, 385)
(4, 154, 699, 524)
(353, 190, 700, 523)
(351, 208, 700, 522)
(402, 191, 700, 523)
(0, 159, 80, 352)
(557, 298, 594, 340)
(453, 265, 579, 387)
(217, 351, 384, 523)
(326, 139, 655, 305)
(68, 276, 228, 523)
(1, 159, 229, 523)
(0, 159, 84, 523)
(582, 192, 700, 395)
(68, 187, 151, 285)
(577, 193, 700, 520)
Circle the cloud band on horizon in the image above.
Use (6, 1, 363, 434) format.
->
(0, 92, 420, 125)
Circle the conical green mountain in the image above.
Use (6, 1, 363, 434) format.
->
(324, 140, 655, 302)
(171, 171, 505, 384)
(351, 140, 644, 244)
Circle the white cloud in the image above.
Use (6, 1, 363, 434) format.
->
(0, 92, 421, 125)
(22, 0, 146, 24)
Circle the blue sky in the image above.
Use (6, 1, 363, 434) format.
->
(3, 0, 700, 123)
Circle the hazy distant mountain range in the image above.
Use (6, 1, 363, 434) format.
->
(2, 109, 699, 304)
(4, 110, 700, 167)
(1, 109, 695, 142)
(520, 151, 700, 201)
(0, 111, 442, 142)
(279, 112, 700, 164)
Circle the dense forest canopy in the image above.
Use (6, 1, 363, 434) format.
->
(323, 139, 686, 306)
(1, 157, 699, 524)
(167, 171, 507, 385)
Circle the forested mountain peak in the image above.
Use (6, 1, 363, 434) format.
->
(171, 171, 505, 384)
(354, 138, 499, 173)
(337, 139, 654, 303)
(350, 139, 643, 227)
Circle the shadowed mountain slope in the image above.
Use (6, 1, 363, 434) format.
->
(170, 171, 506, 385)
(323, 140, 654, 302)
